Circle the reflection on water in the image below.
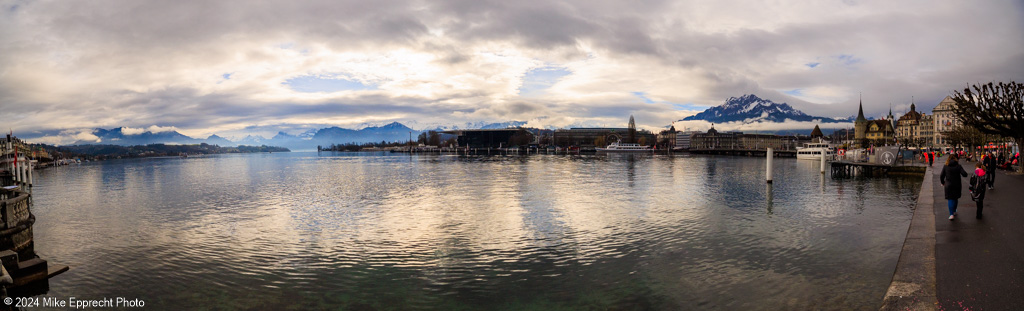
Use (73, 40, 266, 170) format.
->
(29, 152, 920, 310)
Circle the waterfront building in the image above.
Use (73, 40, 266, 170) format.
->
(657, 126, 677, 149)
(689, 125, 796, 150)
(553, 128, 655, 147)
(675, 130, 703, 150)
(690, 126, 736, 149)
(895, 101, 927, 146)
(865, 120, 895, 145)
(854, 98, 895, 147)
(920, 114, 934, 148)
(445, 129, 533, 148)
(932, 96, 958, 147)
(738, 133, 790, 150)
(553, 116, 656, 147)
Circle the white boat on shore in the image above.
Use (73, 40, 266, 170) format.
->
(796, 140, 833, 160)
(596, 142, 653, 152)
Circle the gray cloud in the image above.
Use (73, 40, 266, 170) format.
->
(2, 0, 1022, 142)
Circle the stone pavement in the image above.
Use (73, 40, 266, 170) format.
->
(881, 158, 1024, 310)
(932, 159, 1024, 310)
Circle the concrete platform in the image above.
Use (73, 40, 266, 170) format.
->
(883, 157, 1024, 310)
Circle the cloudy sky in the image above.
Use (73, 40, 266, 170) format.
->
(2, 0, 1022, 143)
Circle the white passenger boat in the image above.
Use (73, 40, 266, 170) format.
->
(596, 142, 653, 152)
(796, 140, 833, 160)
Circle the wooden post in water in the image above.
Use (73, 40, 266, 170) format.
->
(820, 149, 826, 174)
(766, 148, 773, 183)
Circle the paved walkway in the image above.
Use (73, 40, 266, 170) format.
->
(932, 159, 1024, 310)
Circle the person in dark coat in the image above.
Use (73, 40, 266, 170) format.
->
(940, 154, 968, 220)
(970, 162, 987, 219)
(984, 151, 997, 189)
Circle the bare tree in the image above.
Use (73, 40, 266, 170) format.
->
(942, 125, 990, 150)
(951, 81, 1024, 172)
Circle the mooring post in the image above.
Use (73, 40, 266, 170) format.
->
(766, 147, 773, 183)
(820, 149, 826, 174)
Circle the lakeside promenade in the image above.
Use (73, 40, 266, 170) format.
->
(882, 156, 1024, 310)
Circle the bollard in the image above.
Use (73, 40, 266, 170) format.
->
(820, 149, 826, 174)
(766, 148, 773, 183)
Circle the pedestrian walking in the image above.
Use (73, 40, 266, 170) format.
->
(969, 162, 987, 219)
(984, 151, 997, 189)
(928, 151, 935, 166)
(940, 154, 968, 220)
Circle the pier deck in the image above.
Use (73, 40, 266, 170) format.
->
(881, 157, 1024, 310)
(688, 148, 796, 157)
(830, 160, 926, 177)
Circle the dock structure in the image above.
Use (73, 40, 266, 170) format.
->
(0, 135, 68, 298)
(830, 161, 926, 177)
(688, 148, 797, 157)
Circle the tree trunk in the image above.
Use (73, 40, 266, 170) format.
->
(1017, 137, 1024, 174)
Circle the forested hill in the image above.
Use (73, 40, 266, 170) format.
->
(54, 143, 289, 160)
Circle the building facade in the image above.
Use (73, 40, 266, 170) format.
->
(895, 102, 927, 146)
(674, 131, 702, 150)
(553, 128, 655, 147)
(919, 114, 934, 148)
(864, 120, 895, 145)
(689, 126, 796, 150)
(854, 99, 896, 147)
(447, 129, 532, 148)
(932, 96, 958, 147)
(657, 126, 677, 149)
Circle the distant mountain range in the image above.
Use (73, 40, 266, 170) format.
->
(682, 94, 852, 123)
(67, 96, 853, 149)
(71, 121, 530, 151)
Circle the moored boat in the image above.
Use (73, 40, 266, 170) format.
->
(796, 139, 833, 160)
(596, 142, 653, 153)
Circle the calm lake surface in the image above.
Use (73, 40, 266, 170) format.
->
(30, 152, 922, 310)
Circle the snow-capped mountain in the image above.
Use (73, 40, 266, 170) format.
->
(388, 120, 529, 131)
(235, 135, 268, 146)
(683, 94, 847, 123)
(62, 120, 536, 150)
(77, 127, 200, 146)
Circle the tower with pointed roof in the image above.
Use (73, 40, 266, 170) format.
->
(627, 115, 637, 143)
(888, 104, 895, 131)
(854, 95, 868, 146)
(810, 124, 823, 138)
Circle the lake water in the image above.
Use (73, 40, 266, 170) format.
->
(28, 152, 922, 310)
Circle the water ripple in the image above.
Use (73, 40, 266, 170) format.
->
(28, 153, 919, 310)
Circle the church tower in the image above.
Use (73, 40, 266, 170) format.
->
(627, 115, 637, 144)
(888, 104, 896, 133)
(854, 95, 868, 144)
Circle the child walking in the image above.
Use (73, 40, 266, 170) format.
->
(970, 162, 987, 219)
